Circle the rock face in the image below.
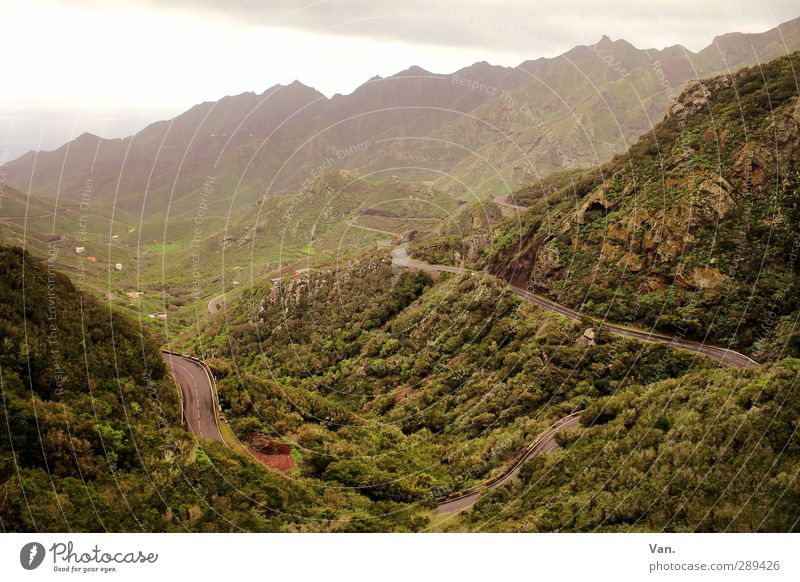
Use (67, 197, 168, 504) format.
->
(481, 51, 800, 356)
(259, 256, 387, 313)
(577, 184, 616, 225)
(667, 77, 733, 121)
(697, 177, 736, 219)
(688, 266, 727, 290)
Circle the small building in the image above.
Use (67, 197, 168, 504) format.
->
(294, 268, 311, 275)
(111, 234, 119, 242)
(114, 263, 123, 271)
(75, 246, 85, 254)
(232, 280, 240, 287)
(126, 291, 144, 300)
(86, 256, 96, 262)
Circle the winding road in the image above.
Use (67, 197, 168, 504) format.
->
(437, 412, 582, 514)
(162, 351, 223, 442)
(392, 247, 757, 369)
(166, 244, 756, 512)
(208, 294, 224, 313)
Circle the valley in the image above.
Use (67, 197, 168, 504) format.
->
(2, 15, 800, 536)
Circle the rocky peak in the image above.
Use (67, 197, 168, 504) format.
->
(667, 76, 733, 120)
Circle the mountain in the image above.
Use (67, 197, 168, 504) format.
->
(0, 63, 525, 217)
(184, 247, 712, 529)
(2, 17, 800, 320)
(4, 17, 800, 219)
(178, 47, 800, 532)
(413, 50, 800, 362)
(5, 20, 800, 533)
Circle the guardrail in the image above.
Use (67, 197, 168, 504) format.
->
(161, 349, 227, 448)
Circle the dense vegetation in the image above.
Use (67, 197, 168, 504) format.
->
(5, 47, 800, 535)
(460, 359, 800, 532)
(186, 252, 716, 525)
(0, 245, 316, 532)
(413, 52, 800, 361)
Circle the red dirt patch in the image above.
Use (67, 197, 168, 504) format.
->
(242, 434, 295, 472)
(394, 385, 414, 404)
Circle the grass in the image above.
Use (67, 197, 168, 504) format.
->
(147, 241, 183, 254)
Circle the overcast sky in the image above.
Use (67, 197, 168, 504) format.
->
(3, 0, 799, 109)
(1, 0, 799, 151)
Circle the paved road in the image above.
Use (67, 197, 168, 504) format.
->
(207, 294, 224, 313)
(162, 351, 223, 442)
(393, 248, 757, 369)
(510, 288, 757, 368)
(437, 413, 582, 514)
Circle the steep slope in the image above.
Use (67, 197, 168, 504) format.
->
(183, 251, 712, 525)
(0, 245, 316, 532)
(414, 50, 800, 361)
(428, 18, 800, 195)
(185, 229, 799, 532)
(1, 82, 328, 214)
(695, 16, 800, 75)
(460, 359, 800, 532)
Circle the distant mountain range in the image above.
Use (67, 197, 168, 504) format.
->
(4, 16, 800, 221)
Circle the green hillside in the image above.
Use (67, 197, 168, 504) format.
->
(180, 249, 726, 526)
(414, 51, 800, 361)
(461, 359, 800, 532)
(3, 18, 800, 535)
(0, 245, 317, 531)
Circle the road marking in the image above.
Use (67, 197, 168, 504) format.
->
(163, 353, 223, 441)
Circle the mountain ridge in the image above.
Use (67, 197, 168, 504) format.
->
(4, 15, 800, 309)
(7, 17, 800, 211)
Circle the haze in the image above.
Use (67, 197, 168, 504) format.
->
(1, 0, 798, 157)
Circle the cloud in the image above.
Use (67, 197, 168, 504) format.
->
(62, 0, 800, 55)
(13, 0, 800, 112)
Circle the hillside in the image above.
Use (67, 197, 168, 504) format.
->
(179, 226, 800, 531)
(2, 18, 799, 326)
(181, 250, 722, 525)
(414, 50, 800, 361)
(4, 12, 800, 537)
(0, 245, 318, 532)
(460, 359, 800, 532)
